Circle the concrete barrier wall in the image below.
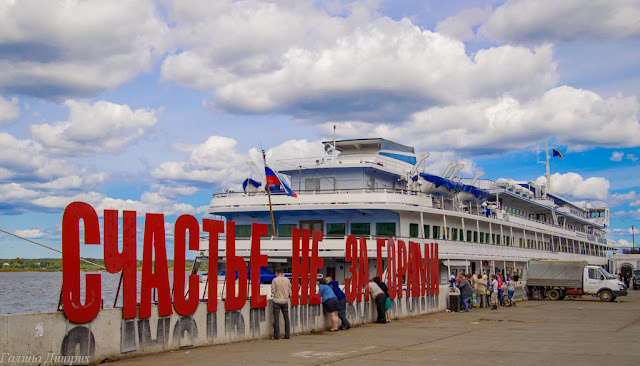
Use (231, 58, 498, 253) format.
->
(0, 287, 446, 365)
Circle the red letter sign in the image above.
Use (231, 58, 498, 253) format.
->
(140, 213, 172, 318)
(250, 223, 268, 308)
(309, 231, 324, 305)
(203, 219, 224, 312)
(225, 221, 248, 311)
(344, 235, 358, 303)
(173, 215, 200, 316)
(104, 210, 137, 319)
(291, 228, 310, 305)
(396, 240, 407, 299)
(387, 238, 396, 299)
(62, 202, 101, 323)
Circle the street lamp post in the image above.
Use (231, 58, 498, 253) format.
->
(632, 226, 636, 251)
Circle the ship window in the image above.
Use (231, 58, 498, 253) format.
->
(236, 224, 273, 237)
(376, 223, 396, 236)
(473, 231, 478, 242)
(278, 224, 296, 237)
(327, 223, 346, 237)
(452, 228, 458, 241)
(305, 178, 320, 191)
(300, 220, 323, 233)
(424, 225, 430, 239)
(351, 223, 370, 236)
(410, 224, 419, 238)
(506, 236, 510, 246)
(236, 225, 252, 238)
(467, 230, 472, 242)
(479, 232, 484, 243)
(432, 226, 440, 239)
(496, 235, 500, 245)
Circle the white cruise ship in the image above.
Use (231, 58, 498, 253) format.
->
(197, 138, 614, 288)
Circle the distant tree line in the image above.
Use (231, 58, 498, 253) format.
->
(0, 258, 203, 272)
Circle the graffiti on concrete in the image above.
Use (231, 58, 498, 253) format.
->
(61, 326, 95, 359)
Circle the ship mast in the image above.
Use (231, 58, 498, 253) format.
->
(262, 149, 276, 235)
(537, 140, 556, 194)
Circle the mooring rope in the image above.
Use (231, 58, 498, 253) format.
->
(0, 228, 107, 270)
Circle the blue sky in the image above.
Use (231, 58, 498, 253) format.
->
(1, 0, 639, 259)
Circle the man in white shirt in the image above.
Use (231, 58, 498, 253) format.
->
(490, 274, 499, 310)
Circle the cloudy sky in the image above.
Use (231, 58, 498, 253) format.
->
(1, 0, 639, 259)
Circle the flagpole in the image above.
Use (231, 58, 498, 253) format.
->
(545, 140, 551, 193)
(262, 149, 276, 237)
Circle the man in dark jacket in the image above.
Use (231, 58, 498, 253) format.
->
(457, 274, 473, 312)
(326, 277, 351, 330)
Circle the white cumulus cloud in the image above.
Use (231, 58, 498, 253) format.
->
(30, 100, 158, 154)
(0, 96, 20, 123)
(478, 0, 640, 44)
(161, 0, 557, 122)
(535, 172, 610, 200)
(610, 151, 624, 161)
(0, 0, 168, 99)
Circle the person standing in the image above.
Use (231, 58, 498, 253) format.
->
(271, 268, 291, 339)
(476, 274, 487, 308)
(318, 278, 340, 331)
(369, 279, 387, 323)
(490, 274, 499, 310)
(496, 272, 504, 306)
(457, 275, 473, 312)
(506, 276, 516, 306)
(326, 277, 351, 330)
(373, 276, 392, 323)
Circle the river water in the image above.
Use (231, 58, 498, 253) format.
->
(0, 272, 192, 314)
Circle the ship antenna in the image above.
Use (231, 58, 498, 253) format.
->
(333, 124, 336, 152)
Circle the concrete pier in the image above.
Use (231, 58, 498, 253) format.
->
(108, 291, 640, 366)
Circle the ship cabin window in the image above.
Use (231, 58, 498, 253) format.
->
(236, 224, 273, 237)
(496, 235, 500, 245)
(424, 225, 430, 239)
(432, 226, 440, 239)
(473, 231, 478, 242)
(519, 238, 523, 247)
(300, 220, 323, 233)
(351, 223, 370, 236)
(467, 230, 472, 242)
(479, 232, 484, 243)
(410, 223, 419, 238)
(305, 178, 320, 191)
(327, 223, 346, 237)
(376, 222, 396, 237)
(505, 236, 510, 246)
(278, 224, 296, 237)
(236, 225, 252, 238)
(452, 228, 458, 241)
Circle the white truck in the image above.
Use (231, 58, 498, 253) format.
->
(527, 260, 627, 302)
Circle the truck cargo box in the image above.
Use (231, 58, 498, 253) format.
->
(527, 260, 587, 288)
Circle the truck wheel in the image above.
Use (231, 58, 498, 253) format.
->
(599, 290, 613, 302)
(548, 289, 561, 301)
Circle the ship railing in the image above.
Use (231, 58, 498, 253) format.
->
(212, 187, 429, 199)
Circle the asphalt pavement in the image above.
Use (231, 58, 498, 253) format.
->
(109, 289, 640, 366)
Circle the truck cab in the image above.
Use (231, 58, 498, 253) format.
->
(583, 266, 627, 301)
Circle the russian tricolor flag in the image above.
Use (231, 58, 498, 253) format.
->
(552, 149, 565, 159)
(265, 166, 297, 197)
